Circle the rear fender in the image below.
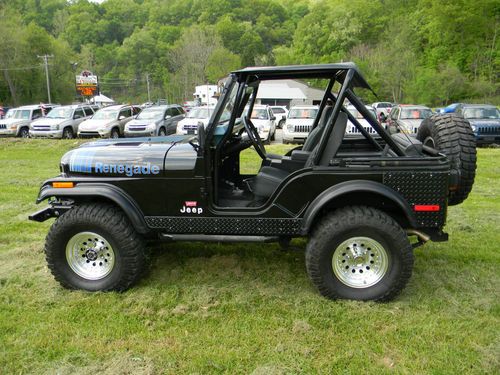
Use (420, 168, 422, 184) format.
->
(301, 180, 417, 233)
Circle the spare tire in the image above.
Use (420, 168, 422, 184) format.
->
(417, 114, 476, 206)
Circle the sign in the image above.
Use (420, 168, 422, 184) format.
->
(76, 70, 98, 97)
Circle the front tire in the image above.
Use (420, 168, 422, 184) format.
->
(62, 127, 74, 139)
(110, 128, 120, 139)
(45, 203, 146, 291)
(19, 127, 30, 138)
(306, 206, 413, 301)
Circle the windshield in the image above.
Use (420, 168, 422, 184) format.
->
(47, 107, 73, 119)
(187, 107, 212, 119)
(92, 110, 118, 120)
(400, 108, 432, 120)
(272, 107, 285, 114)
(251, 108, 269, 120)
(137, 109, 164, 120)
(288, 108, 318, 119)
(463, 107, 499, 119)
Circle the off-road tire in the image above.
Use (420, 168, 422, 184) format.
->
(305, 206, 413, 302)
(417, 114, 476, 205)
(45, 203, 146, 291)
(62, 127, 74, 139)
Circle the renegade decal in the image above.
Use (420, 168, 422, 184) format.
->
(69, 149, 96, 173)
(94, 162, 160, 177)
(180, 201, 203, 214)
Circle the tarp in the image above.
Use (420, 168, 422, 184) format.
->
(92, 94, 115, 103)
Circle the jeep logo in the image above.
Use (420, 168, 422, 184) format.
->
(180, 201, 203, 215)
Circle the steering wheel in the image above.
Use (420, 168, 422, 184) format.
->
(242, 116, 267, 159)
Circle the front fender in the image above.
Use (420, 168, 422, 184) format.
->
(301, 180, 417, 233)
(35, 181, 149, 234)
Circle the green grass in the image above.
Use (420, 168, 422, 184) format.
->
(0, 138, 499, 374)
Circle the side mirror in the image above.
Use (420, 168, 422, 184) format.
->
(271, 116, 276, 121)
(118, 115, 126, 120)
(165, 115, 172, 119)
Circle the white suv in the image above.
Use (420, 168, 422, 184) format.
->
(0, 104, 58, 138)
(282, 105, 319, 144)
(247, 105, 276, 143)
(30, 104, 95, 139)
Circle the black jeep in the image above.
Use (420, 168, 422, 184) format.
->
(30, 63, 476, 301)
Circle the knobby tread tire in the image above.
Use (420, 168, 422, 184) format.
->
(305, 206, 414, 302)
(417, 114, 476, 205)
(45, 203, 146, 292)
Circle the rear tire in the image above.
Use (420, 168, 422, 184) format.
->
(417, 114, 476, 205)
(45, 203, 146, 292)
(306, 206, 413, 302)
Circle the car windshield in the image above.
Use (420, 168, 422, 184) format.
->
(463, 107, 500, 119)
(137, 109, 164, 120)
(92, 110, 118, 120)
(251, 108, 269, 120)
(6, 109, 31, 119)
(187, 108, 212, 119)
(400, 108, 432, 119)
(47, 107, 73, 119)
(272, 107, 285, 114)
(288, 108, 318, 119)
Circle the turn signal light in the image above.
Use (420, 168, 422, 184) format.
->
(413, 204, 440, 212)
(52, 182, 74, 188)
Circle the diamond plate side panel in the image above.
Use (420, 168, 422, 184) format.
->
(145, 216, 303, 235)
(384, 171, 448, 227)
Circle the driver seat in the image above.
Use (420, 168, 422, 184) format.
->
(252, 111, 348, 198)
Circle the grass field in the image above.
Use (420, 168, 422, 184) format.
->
(0, 138, 499, 374)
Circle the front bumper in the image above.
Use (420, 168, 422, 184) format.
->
(78, 129, 111, 138)
(282, 132, 307, 143)
(125, 130, 156, 137)
(30, 129, 63, 138)
(0, 128, 17, 136)
(475, 134, 500, 145)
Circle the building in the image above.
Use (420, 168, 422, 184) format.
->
(194, 85, 218, 106)
(256, 79, 324, 108)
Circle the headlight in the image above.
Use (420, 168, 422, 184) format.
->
(147, 123, 156, 130)
(9, 123, 18, 130)
(177, 123, 183, 133)
(287, 124, 294, 132)
(53, 124, 60, 130)
(470, 124, 477, 131)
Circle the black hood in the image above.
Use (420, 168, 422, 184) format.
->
(61, 135, 198, 177)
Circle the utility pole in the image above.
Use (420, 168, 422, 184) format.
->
(38, 54, 53, 103)
(145, 73, 151, 103)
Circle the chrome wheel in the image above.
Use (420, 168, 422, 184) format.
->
(332, 236, 389, 288)
(65, 232, 115, 280)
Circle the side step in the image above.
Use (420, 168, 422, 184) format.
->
(159, 234, 280, 243)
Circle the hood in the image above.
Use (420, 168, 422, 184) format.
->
(179, 117, 209, 126)
(398, 119, 423, 132)
(61, 135, 197, 178)
(467, 118, 500, 126)
(31, 118, 67, 127)
(0, 118, 27, 126)
(252, 118, 272, 129)
(127, 119, 159, 127)
(286, 118, 314, 126)
(79, 119, 115, 130)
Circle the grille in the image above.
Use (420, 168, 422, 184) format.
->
(128, 126, 146, 131)
(183, 124, 197, 130)
(293, 125, 311, 133)
(0, 124, 6, 129)
(477, 125, 500, 135)
(145, 216, 303, 235)
(33, 126, 51, 131)
(346, 125, 376, 134)
(79, 131, 99, 138)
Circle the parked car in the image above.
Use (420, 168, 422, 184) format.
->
(125, 105, 185, 137)
(270, 106, 288, 128)
(442, 103, 461, 113)
(282, 105, 319, 144)
(30, 104, 95, 139)
(0, 104, 58, 138)
(248, 105, 276, 143)
(0, 106, 10, 119)
(78, 105, 141, 138)
(345, 105, 378, 135)
(371, 102, 393, 119)
(455, 104, 500, 145)
(176, 106, 214, 135)
(387, 104, 433, 134)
